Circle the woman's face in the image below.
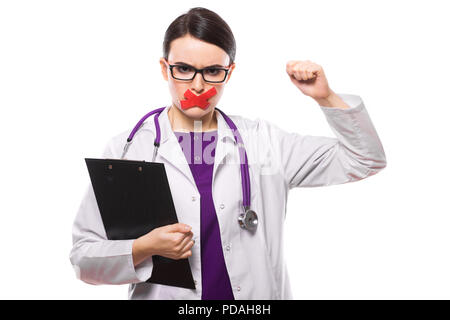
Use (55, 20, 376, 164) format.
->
(159, 34, 235, 119)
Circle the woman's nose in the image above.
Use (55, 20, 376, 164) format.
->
(191, 72, 205, 93)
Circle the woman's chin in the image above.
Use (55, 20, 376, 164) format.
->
(182, 106, 213, 118)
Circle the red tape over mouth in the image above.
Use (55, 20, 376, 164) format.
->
(180, 87, 217, 110)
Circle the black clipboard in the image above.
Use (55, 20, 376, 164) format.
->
(85, 158, 195, 290)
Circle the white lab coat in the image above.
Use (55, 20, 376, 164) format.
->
(70, 93, 387, 299)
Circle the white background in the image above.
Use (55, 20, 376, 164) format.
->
(0, 0, 449, 299)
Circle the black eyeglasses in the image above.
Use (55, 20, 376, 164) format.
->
(164, 60, 231, 83)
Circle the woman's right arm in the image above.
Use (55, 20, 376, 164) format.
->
(69, 182, 154, 285)
(69, 140, 194, 285)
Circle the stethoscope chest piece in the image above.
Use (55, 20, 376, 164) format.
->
(238, 209, 258, 231)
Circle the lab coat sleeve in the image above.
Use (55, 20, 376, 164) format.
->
(69, 140, 154, 285)
(261, 93, 387, 189)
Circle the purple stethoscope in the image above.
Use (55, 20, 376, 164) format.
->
(120, 106, 258, 231)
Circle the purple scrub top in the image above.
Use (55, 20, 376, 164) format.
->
(174, 130, 235, 300)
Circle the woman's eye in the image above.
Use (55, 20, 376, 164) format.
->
(205, 68, 220, 75)
(177, 66, 193, 73)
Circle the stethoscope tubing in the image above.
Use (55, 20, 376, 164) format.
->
(121, 106, 255, 230)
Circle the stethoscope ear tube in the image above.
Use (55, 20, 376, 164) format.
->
(123, 106, 258, 231)
(215, 108, 251, 209)
(121, 107, 166, 160)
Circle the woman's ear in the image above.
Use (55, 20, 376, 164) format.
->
(160, 57, 169, 81)
(225, 62, 236, 84)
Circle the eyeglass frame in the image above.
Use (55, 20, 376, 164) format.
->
(163, 59, 232, 83)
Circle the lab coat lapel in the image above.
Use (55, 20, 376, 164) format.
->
(212, 109, 237, 186)
(151, 107, 197, 189)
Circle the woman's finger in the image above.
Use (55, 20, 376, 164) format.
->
(177, 232, 193, 252)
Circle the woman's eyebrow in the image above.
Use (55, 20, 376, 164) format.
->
(173, 61, 225, 68)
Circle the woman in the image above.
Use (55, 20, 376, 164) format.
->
(70, 7, 387, 300)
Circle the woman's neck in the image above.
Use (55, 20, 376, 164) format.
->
(168, 104, 218, 132)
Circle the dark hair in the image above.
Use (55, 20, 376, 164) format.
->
(163, 7, 236, 65)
